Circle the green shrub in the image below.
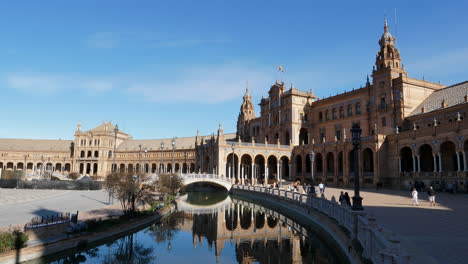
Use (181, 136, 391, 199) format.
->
(51, 176, 61, 181)
(0, 231, 28, 253)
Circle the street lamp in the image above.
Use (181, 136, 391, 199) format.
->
(351, 123, 364, 211)
(138, 144, 143, 175)
(113, 124, 118, 173)
(160, 142, 165, 173)
(184, 152, 188, 174)
(171, 138, 176, 174)
(231, 143, 235, 183)
(309, 150, 315, 184)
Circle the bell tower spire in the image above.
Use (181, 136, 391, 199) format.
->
(373, 17, 405, 75)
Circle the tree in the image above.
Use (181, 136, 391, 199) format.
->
(104, 172, 149, 216)
(156, 173, 183, 196)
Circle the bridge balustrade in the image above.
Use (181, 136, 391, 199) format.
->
(232, 184, 411, 264)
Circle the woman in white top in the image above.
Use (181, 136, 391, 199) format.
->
(411, 188, 419, 206)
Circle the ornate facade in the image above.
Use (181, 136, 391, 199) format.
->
(0, 122, 200, 179)
(197, 19, 468, 190)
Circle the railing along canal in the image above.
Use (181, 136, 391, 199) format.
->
(232, 184, 411, 264)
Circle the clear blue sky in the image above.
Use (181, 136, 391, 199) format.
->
(1, 0, 467, 140)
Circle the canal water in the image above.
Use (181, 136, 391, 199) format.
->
(26, 191, 349, 263)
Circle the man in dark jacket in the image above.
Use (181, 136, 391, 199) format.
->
(427, 186, 436, 206)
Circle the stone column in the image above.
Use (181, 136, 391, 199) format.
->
(417, 155, 421, 172)
(413, 156, 417, 172)
(438, 153, 442, 172)
(457, 152, 461, 172)
(276, 162, 280, 182)
(227, 165, 231, 179)
(264, 163, 267, 185)
(288, 163, 291, 180)
(463, 152, 467, 172)
(398, 157, 402, 173)
(433, 154, 437, 172)
(251, 163, 255, 185)
(237, 162, 241, 184)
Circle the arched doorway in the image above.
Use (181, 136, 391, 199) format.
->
(240, 154, 253, 184)
(226, 153, 239, 181)
(440, 141, 457, 172)
(86, 163, 91, 175)
(315, 153, 323, 178)
(295, 155, 302, 176)
(93, 163, 98, 175)
(284, 131, 290, 145)
(299, 128, 308, 145)
(363, 148, 374, 175)
(400, 147, 413, 172)
(254, 155, 265, 184)
(305, 154, 312, 174)
(338, 151, 344, 177)
(79, 163, 84, 174)
(280, 156, 290, 180)
(326, 152, 335, 177)
(267, 156, 278, 183)
(419, 144, 434, 172)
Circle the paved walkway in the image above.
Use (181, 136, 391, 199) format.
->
(0, 189, 113, 229)
(322, 187, 468, 264)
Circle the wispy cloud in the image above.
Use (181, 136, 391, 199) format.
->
(126, 63, 273, 103)
(4, 73, 115, 94)
(85, 31, 231, 49)
(85, 32, 121, 49)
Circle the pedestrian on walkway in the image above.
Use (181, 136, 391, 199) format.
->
(411, 188, 419, 206)
(427, 186, 436, 206)
(344, 192, 351, 207)
(339, 191, 345, 205)
(319, 182, 325, 194)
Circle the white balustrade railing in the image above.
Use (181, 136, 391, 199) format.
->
(232, 184, 411, 264)
(180, 173, 231, 184)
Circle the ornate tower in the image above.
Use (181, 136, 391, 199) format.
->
(371, 18, 407, 135)
(236, 88, 256, 141)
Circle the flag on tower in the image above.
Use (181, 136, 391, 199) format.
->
(278, 65, 284, 72)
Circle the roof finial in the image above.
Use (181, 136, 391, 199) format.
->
(245, 80, 249, 95)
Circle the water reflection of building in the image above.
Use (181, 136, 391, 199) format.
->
(176, 197, 334, 263)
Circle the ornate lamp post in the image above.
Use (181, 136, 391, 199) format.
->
(309, 150, 315, 184)
(351, 123, 364, 210)
(171, 138, 176, 173)
(160, 142, 165, 173)
(231, 143, 235, 182)
(138, 144, 142, 174)
(184, 152, 188, 174)
(113, 124, 118, 173)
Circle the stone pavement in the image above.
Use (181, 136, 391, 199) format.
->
(0, 189, 113, 229)
(322, 187, 468, 264)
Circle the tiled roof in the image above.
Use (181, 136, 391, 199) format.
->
(0, 139, 72, 151)
(409, 81, 468, 116)
(116, 133, 237, 151)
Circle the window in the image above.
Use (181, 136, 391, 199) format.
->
(339, 107, 344, 118)
(347, 105, 353, 116)
(325, 110, 329, 120)
(381, 117, 387, 127)
(380, 81, 385, 88)
(319, 128, 326, 142)
(355, 103, 361, 115)
(335, 129, 342, 140)
(380, 97, 386, 109)
(332, 108, 337, 120)
(319, 112, 323, 122)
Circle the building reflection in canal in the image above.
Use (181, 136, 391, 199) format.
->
(173, 191, 341, 263)
(32, 191, 346, 264)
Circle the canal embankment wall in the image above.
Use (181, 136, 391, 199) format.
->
(0, 204, 175, 264)
(232, 185, 411, 264)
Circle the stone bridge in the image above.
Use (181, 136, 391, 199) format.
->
(180, 173, 232, 191)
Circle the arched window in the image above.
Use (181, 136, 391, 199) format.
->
(339, 107, 344, 118)
(80, 151, 85, 158)
(318, 112, 323, 122)
(355, 103, 361, 115)
(347, 105, 353, 116)
(94, 150, 99, 158)
(325, 110, 329, 120)
(332, 108, 337, 120)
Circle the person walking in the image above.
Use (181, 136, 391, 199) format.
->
(427, 186, 437, 206)
(411, 188, 419, 206)
(319, 182, 325, 194)
(339, 191, 345, 206)
(344, 192, 351, 207)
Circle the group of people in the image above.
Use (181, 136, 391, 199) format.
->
(338, 191, 352, 207)
(411, 186, 437, 206)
